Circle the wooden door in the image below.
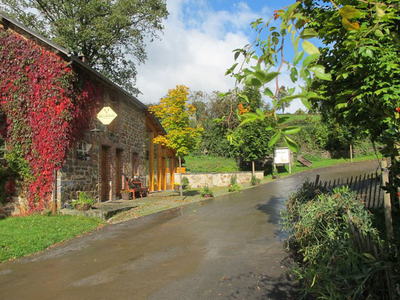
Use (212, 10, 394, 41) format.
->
(101, 146, 108, 201)
(132, 152, 138, 176)
(116, 149, 122, 197)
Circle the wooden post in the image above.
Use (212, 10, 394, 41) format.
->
(252, 161, 255, 177)
(149, 132, 154, 192)
(382, 159, 394, 239)
(350, 141, 353, 163)
(179, 156, 183, 198)
(162, 147, 167, 190)
(169, 157, 175, 189)
(157, 144, 162, 191)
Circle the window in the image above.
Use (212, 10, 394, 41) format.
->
(77, 141, 92, 160)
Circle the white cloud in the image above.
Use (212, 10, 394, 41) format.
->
(135, 0, 306, 113)
(135, 0, 260, 103)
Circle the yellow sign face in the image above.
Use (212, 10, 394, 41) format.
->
(97, 106, 117, 125)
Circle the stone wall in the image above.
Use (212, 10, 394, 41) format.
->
(58, 88, 147, 206)
(174, 171, 264, 188)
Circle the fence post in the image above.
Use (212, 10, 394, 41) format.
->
(314, 175, 320, 187)
(381, 159, 394, 240)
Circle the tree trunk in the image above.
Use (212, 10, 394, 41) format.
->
(179, 156, 183, 198)
(252, 160, 255, 176)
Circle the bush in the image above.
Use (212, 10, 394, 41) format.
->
(250, 175, 261, 186)
(72, 192, 95, 209)
(228, 175, 242, 192)
(200, 185, 213, 197)
(281, 185, 388, 299)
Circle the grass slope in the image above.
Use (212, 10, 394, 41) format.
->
(0, 215, 105, 262)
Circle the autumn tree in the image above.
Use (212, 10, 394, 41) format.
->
(0, 0, 168, 94)
(149, 85, 203, 197)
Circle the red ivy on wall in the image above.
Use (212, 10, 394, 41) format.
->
(0, 29, 100, 211)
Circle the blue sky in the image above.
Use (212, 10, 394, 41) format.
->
(136, 0, 306, 112)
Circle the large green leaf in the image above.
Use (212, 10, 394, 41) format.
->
(239, 113, 259, 126)
(278, 116, 290, 124)
(309, 65, 332, 81)
(268, 131, 281, 148)
(244, 76, 262, 88)
(293, 51, 304, 66)
(280, 94, 307, 101)
(284, 135, 299, 152)
(300, 28, 318, 39)
(282, 126, 301, 134)
(302, 53, 320, 68)
(339, 6, 362, 19)
(301, 97, 311, 110)
(302, 40, 320, 55)
(264, 87, 274, 98)
(290, 67, 298, 82)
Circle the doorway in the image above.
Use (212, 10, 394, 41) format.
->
(101, 146, 109, 201)
(116, 149, 123, 198)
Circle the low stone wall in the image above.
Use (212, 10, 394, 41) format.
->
(174, 171, 264, 188)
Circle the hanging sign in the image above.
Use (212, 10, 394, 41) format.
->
(97, 106, 117, 125)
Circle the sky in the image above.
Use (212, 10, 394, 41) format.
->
(135, 0, 306, 113)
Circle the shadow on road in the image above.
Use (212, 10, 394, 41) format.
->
(223, 270, 299, 300)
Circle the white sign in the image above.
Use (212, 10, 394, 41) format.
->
(97, 106, 117, 125)
(274, 148, 290, 164)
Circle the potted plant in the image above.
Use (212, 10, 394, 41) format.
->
(181, 177, 189, 190)
(174, 182, 180, 191)
(200, 186, 213, 198)
(251, 175, 261, 186)
(272, 170, 280, 179)
(121, 189, 131, 200)
(72, 192, 95, 211)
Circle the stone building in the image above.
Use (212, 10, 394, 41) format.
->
(0, 12, 176, 209)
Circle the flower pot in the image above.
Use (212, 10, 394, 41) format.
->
(202, 194, 213, 198)
(121, 192, 130, 200)
(75, 203, 90, 211)
(174, 185, 180, 191)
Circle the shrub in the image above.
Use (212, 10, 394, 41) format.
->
(281, 185, 388, 299)
(200, 185, 213, 197)
(72, 192, 95, 209)
(228, 175, 242, 192)
(250, 175, 261, 186)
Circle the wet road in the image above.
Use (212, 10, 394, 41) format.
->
(0, 161, 379, 300)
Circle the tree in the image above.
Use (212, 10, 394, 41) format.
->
(240, 86, 264, 113)
(300, 0, 400, 193)
(0, 0, 168, 94)
(149, 85, 203, 197)
(276, 86, 290, 114)
(231, 118, 273, 175)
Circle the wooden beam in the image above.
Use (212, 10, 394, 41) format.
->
(169, 157, 175, 189)
(157, 144, 162, 191)
(149, 132, 154, 192)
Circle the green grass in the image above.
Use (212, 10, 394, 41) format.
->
(0, 214, 105, 262)
(185, 155, 240, 173)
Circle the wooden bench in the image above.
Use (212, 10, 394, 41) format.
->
(122, 180, 149, 199)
